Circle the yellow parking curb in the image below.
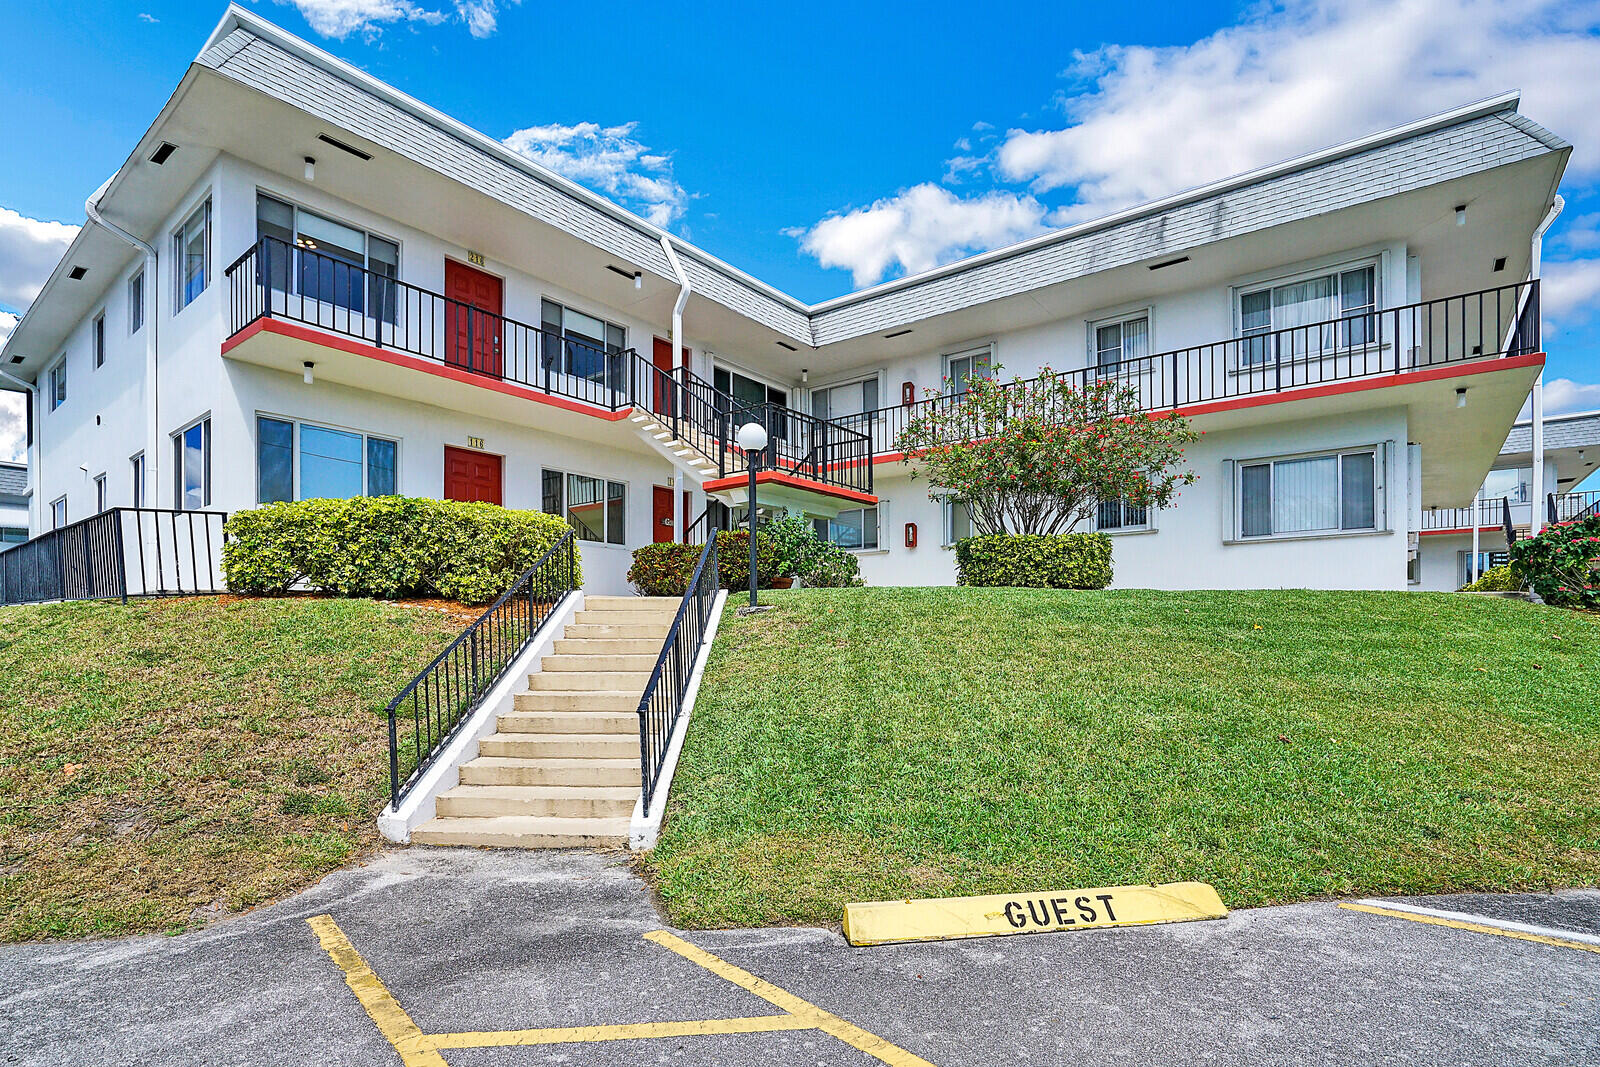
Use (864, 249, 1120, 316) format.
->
(843, 881, 1228, 946)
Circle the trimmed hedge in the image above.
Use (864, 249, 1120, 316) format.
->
(627, 531, 780, 597)
(1460, 563, 1521, 593)
(223, 497, 580, 604)
(1508, 515, 1600, 609)
(954, 532, 1112, 589)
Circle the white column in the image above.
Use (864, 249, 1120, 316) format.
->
(1471, 488, 1481, 583)
(1530, 375, 1544, 536)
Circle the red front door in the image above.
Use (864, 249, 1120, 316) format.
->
(651, 336, 690, 416)
(652, 485, 694, 543)
(444, 260, 504, 377)
(444, 446, 503, 505)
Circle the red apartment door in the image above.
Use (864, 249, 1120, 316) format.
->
(651, 336, 690, 416)
(444, 260, 504, 377)
(652, 485, 693, 543)
(443, 446, 503, 505)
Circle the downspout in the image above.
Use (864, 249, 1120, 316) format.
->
(1527, 194, 1563, 536)
(660, 235, 692, 541)
(86, 176, 159, 508)
(0, 369, 38, 533)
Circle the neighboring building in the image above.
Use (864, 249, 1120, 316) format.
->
(0, 461, 29, 548)
(0, 6, 1570, 593)
(1416, 409, 1600, 590)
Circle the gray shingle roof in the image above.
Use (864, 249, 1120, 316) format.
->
(0, 462, 27, 497)
(1502, 411, 1600, 454)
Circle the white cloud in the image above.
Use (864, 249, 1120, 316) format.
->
(1542, 377, 1600, 415)
(454, 0, 517, 37)
(137, 12, 159, 23)
(502, 122, 689, 228)
(795, 184, 1055, 288)
(1542, 258, 1600, 324)
(0, 312, 22, 464)
(994, 0, 1600, 214)
(0, 207, 78, 312)
(274, 0, 447, 40)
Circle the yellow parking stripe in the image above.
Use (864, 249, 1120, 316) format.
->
(432, 1014, 814, 1049)
(1340, 903, 1600, 955)
(305, 915, 448, 1067)
(647, 930, 940, 1067)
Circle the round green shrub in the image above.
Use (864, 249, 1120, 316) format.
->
(627, 530, 780, 596)
(222, 497, 580, 604)
(1459, 563, 1521, 593)
(954, 532, 1112, 589)
(1508, 515, 1600, 609)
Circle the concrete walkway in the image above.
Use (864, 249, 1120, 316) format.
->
(2, 848, 1596, 1065)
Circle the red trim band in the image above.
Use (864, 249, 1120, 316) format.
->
(702, 468, 879, 505)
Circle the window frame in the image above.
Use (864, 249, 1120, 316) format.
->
(128, 269, 145, 335)
(541, 298, 627, 384)
(130, 453, 145, 508)
(254, 413, 400, 504)
(814, 505, 881, 551)
(172, 197, 212, 312)
(1095, 498, 1155, 534)
(92, 312, 106, 369)
(50, 496, 67, 529)
(942, 499, 973, 547)
(255, 190, 402, 320)
(1087, 309, 1153, 374)
(48, 356, 66, 411)
(1230, 444, 1384, 542)
(94, 473, 107, 514)
(810, 373, 883, 425)
(942, 343, 994, 395)
(539, 466, 628, 546)
(172, 415, 212, 511)
(1232, 255, 1381, 369)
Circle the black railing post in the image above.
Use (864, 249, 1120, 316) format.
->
(261, 238, 272, 320)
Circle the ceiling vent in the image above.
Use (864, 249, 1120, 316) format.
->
(149, 142, 177, 165)
(775, 341, 798, 351)
(317, 133, 372, 161)
(68, 266, 88, 280)
(884, 329, 912, 339)
(1148, 256, 1190, 271)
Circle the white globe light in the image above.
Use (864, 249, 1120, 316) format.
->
(736, 421, 769, 451)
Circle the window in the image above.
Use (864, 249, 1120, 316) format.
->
(812, 377, 880, 427)
(130, 453, 145, 507)
(541, 299, 625, 385)
(1236, 448, 1379, 539)
(48, 358, 66, 411)
(94, 474, 107, 514)
(256, 193, 399, 319)
(814, 507, 879, 550)
(174, 417, 211, 510)
(256, 415, 399, 503)
(129, 270, 145, 334)
(174, 199, 211, 310)
(541, 467, 626, 545)
(1480, 467, 1530, 504)
(0, 527, 26, 546)
(714, 366, 788, 411)
(1096, 499, 1150, 532)
(944, 345, 992, 395)
(1093, 315, 1149, 371)
(1239, 264, 1376, 366)
(50, 496, 66, 529)
(943, 500, 973, 546)
(92, 313, 106, 369)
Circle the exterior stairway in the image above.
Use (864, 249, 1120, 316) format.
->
(410, 595, 677, 848)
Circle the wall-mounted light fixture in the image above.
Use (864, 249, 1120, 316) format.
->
(304, 361, 316, 385)
(304, 156, 317, 182)
(801, 368, 809, 383)
(1456, 387, 1467, 408)
(1455, 204, 1467, 226)
(634, 271, 642, 290)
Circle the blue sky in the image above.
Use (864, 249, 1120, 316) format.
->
(2, 0, 1599, 463)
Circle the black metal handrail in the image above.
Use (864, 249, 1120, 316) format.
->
(854, 280, 1541, 455)
(385, 531, 577, 809)
(637, 532, 720, 817)
(1552, 489, 1600, 523)
(1502, 496, 1517, 545)
(0, 508, 226, 607)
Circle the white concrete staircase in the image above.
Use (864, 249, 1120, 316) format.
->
(628, 409, 721, 485)
(410, 595, 677, 848)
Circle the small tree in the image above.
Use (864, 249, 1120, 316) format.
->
(895, 366, 1199, 535)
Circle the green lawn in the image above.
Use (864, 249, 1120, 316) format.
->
(645, 588, 1600, 928)
(0, 595, 462, 941)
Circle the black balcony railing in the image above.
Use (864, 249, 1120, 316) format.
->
(0, 508, 227, 607)
(1551, 490, 1600, 523)
(637, 531, 720, 817)
(226, 237, 874, 499)
(385, 531, 577, 810)
(849, 280, 1541, 455)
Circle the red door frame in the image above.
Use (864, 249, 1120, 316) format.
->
(652, 485, 694, 543)
(444, 260, 504, 377)
(651, 336, 691, 416)
(443, 445, 503, 505)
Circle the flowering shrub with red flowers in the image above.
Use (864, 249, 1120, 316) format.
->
(894, 365, 1199, 535)
(1508, 514, 1600, 610)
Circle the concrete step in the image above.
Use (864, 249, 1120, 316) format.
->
(411, 814, 631, 848)
(585, 596, 680, 609)
(542, 653, 660, 672)
(563, 623, 673, 641)
(459, 756, 642, 787)
(528, 670, 650, 692)
(552, 638, 663, 656)
(434, 784, 637, 819)
(574, 609, 677, 626)
(497, 710, 637, 734)
(514, 689, 641, 712)
(478, 732, 639, 759)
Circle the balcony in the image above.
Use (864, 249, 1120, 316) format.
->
(841, 281, 1541, 457)
(1420, 490, 1600, 534)
(223, 237, 872, 501)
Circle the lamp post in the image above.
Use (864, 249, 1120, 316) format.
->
(735, 420, 769, 609)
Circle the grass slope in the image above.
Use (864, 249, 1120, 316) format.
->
(646, 588, 1600, 928)
(0, 596, 461, 941)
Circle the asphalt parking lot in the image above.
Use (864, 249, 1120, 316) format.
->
(2, 848, 1596, 1066)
